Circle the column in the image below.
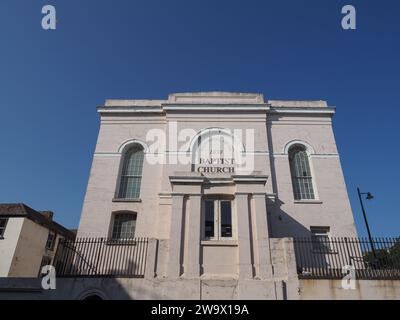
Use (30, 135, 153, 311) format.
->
(235, 193, 253, 279)
(253, 193, 273, 279)
(185, 194, 202, 277)
(167, 194, 184, 278)
(145, 238, 158, 279)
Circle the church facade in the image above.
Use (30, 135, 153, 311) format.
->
(2, 93, 400, 300)
(77, 92, 356, 286)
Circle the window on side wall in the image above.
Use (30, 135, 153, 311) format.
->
(116, 144, 145, 200)
(289, 145, 315, 200)
(112, 213, 137, 239)
(0, 218, 8, 239)
(46, 232, 56, 250)
(311, 226, 331, 252)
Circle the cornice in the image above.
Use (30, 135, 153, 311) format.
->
(268, 107, 336, 115)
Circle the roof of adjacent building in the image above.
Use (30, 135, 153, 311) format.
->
(0, 203, 75, 240)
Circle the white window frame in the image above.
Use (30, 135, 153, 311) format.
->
(115, 144, 145, 200)
(289, 145, 316, 200)
(202, 197, 235, 241)
(111, 212, 137, 240)
(310, 226, 331, 252)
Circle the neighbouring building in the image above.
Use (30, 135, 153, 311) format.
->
(0, 204, 75, 278)
(1, 92, 399, 300)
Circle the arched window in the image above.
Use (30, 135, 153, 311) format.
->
(112, 213, 137, 239)
(289, 145, 315, 200)
(117, 144, 144, 199)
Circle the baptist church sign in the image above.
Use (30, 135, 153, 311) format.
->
(196, 157, 235, 174)
(193, 129, 241, 174)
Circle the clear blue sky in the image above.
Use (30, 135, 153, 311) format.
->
(0, 0, 399, 236)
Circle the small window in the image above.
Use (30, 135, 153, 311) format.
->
(311, 227, 331, 252)
(0, 218, 8, 239)
(203, 198, 233, 240)
(112, 213, 136, 239)
(46, 232, 56, 250)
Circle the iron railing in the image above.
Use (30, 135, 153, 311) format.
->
(53, 237, 149, 278)
(294, 237, 400, 280)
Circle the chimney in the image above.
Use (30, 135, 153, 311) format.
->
(40, 211, 54, 220)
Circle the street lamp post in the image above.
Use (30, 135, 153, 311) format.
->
(357, 187, 377, 259)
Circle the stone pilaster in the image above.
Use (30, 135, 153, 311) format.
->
(167, 194, 185, 278)
(253, 193, 273, 279)
(185, 194, 202, 277)
(235, 192, 253, 279)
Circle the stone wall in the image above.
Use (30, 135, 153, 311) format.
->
(299, 279, 400, 300)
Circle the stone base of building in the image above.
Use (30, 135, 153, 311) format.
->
(1, 277, 400, 300)
(0, 277, 297, 300)
(298, 279, 400, 300)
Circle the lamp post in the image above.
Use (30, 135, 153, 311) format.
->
(357, 187, 376, 259)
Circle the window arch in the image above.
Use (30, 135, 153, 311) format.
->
(189, 128, 245, 173)
(112, 212, 137, 239)
(82, 294, 103, 301)
(288, 145, 315, 200)
(117, 144, 144, 199)
(78, 289, 107, 300)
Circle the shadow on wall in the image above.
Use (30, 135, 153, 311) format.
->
(0, 276, 164, 300)
(61, 257, 161, 300)
(265, 197, 332, 273)
(104, 258, 143, 278)
(0, 251, 165, 300)
(267, 197, 312, 238)
(267, 198, 337, 273)
(69, 277, 164, 300)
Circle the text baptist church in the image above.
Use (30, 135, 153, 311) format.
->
(197, 157, 235, 174)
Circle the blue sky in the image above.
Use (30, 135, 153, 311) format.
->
(0, 0, 398, 236)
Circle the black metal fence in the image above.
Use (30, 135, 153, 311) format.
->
(294, 237, 400, 280)
(53, 237, 149, 278)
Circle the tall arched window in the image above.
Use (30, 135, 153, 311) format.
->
(289, 145, 315, 200)
(117, 144, 144, 199)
